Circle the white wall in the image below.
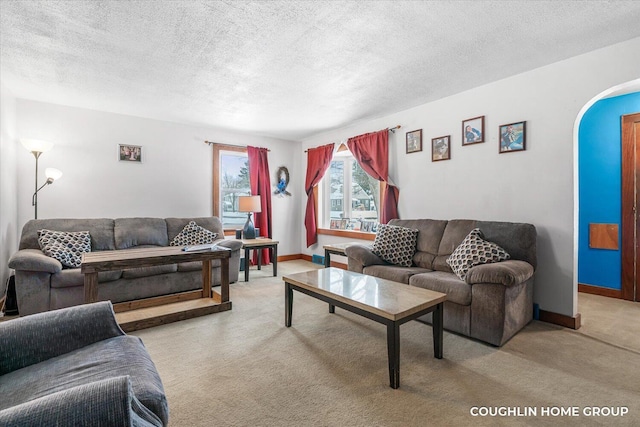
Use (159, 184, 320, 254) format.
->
(0, 84, 18, 296)
(301, 37, 640, 318)
(15, 101, 302, 256)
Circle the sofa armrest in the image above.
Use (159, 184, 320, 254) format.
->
(0, 301, 125, 375)
(8, 249, 62, 273)
(345, 245, 386, 271)
(216, 239, 242, 252)
(465, 260, 534, 287)
(0, 376, 163, 427)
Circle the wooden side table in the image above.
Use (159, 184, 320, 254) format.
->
(322, 242, 370, 268)
(241, 238, 279, 281)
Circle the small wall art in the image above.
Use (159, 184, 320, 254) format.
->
(406, 129, 422, 154)
(432, 135, 451, 161)
(119, 144, 142, 162)
(462, 116, 484, 145)
(273, 166, 291, 197)
(499, 121, 526, 153)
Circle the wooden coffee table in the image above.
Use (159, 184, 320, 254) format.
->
(282, 268, 446, 389)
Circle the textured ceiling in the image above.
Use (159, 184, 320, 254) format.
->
(2, 1, 640, 140)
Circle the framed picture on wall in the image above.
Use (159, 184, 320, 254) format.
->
(462, 116, 484, 145)
(499, 121, 526, 153)
(406, 129, 422, 153)
(118, 144, 143, 162)
(432, 135, 451, 161)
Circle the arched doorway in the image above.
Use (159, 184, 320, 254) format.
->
(574, 79, 640, 305)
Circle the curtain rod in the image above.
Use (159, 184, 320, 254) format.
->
(204, 141, 270, 151)
(304, 126, 401, 152)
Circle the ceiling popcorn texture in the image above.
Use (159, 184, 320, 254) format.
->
(2, 0, 640, 140)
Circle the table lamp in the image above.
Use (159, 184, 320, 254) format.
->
(238, 195, 262, 239)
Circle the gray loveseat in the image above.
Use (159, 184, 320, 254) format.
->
(0, 301, 168, 426)
(345, 219, 536, 346)
(8, 217, 242, 316)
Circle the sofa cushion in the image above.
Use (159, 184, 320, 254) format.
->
(122, 264, 178, 279)
(371, 224, 419, 267)
(115, 218, 169, 249)
(0, 335, 168, 425)
(477, 221, 537, 269)
(177, 259, 222, 272)
(166, 217, 223, 243)
(389, 219, 447, 269)
(433, 219, 476, 272)
(37, 230, 91, 268)
(19, 219, 116, 251)
(169, 221, 218, 246)
(446, 228, 510, 281)
(409, 271, 472, 306)
(363, 265, 431, 284)
(51, 269, 122, 288)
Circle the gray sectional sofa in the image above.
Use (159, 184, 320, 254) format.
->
(0, 301, 168, 426)
(345, 219, 536, 346)
(8, 217, 242, 316)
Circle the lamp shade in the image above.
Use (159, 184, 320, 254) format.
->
(20, 139, 54, 153)
(45, 168, 63, 181)
(238, 195, 262, 213)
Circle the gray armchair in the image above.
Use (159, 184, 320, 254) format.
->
(0, 302, 169, 426)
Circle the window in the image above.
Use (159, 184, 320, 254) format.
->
(320, 147, 380, 231)
(212, 144, 249, 230)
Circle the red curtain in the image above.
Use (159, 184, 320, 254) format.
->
(248, 146, 272, 265)
(347, 129, 399, 224)
(305, 143, 335, 247)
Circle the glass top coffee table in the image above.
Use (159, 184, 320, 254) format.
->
(282, 267, 447, 389)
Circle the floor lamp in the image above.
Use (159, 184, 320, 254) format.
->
(20, 139, 63, 219)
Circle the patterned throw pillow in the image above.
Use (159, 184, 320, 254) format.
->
(37, 229, 92, 268)
(170, 221, 218, 246)
(446, 228, 510, 281)
(371, 224, 419, 267)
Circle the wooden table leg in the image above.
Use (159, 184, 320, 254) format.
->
(84, 272, 99, 303)
(202, 259, 212, 298)
(220, 257, 229, 303)
(387, 322, 400, 389)
(285, 282, 293, 327)
(324, 249, 330, 267)
(433, 302, 443, 359)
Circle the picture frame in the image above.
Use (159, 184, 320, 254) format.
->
(499, 121, 526, 153)
(330, 219, 340, 230)
(339, 219, 349, 230)
(432, 135, 451, 161)
(406, 129, 422, 154)
(360, 220, 377, 233)
(118, 144, 143, 162)
(462, 116, 484, 145)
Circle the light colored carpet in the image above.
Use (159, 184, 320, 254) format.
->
(133, 261, 640, 426)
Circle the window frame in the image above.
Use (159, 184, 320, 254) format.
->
(316, 147, 384, 241)
(212, 143, 248, 235)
